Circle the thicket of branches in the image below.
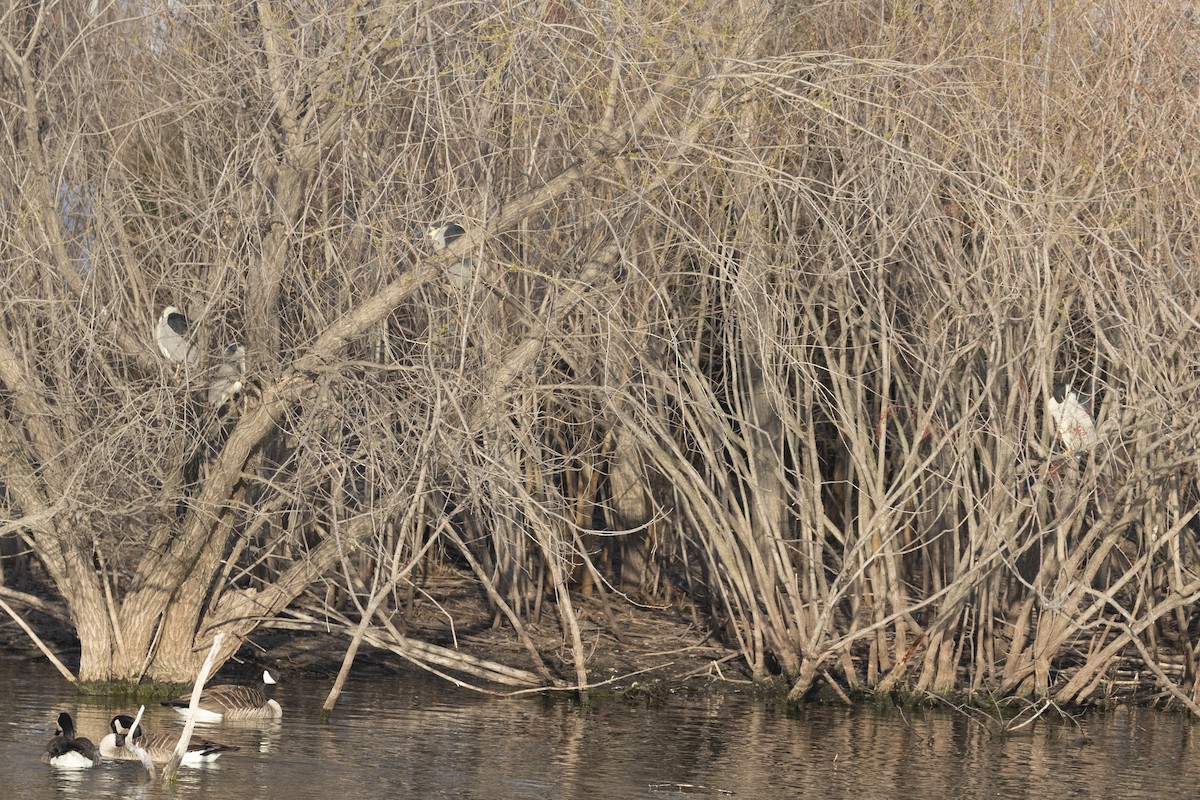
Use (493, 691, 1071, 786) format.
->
(2, 0, 1200, 707)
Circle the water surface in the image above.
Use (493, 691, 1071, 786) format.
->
(1, 651, 1197, 798)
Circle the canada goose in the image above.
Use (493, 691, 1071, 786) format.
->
(162, 669, 282, 722)
(427, 220, 473, 291)
(1048, 382, 1099, 453)
(207, 343, 246, 409)
(41, 712, 100, 768)
(99, 715, 239, 765)
(156, 306, 199, 368)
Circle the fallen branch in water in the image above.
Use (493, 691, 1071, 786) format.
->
(0, 596, 75, 683)
(648, 782, 735, 796)
(125, 705, 155, 777)
(505, 661, 675, 697)
(281, 605, 543, 689)
(162, 632, 225, 782)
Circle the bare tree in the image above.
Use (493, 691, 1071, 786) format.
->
(2, 0, 1200, 709)
(0, 0, 771, 685)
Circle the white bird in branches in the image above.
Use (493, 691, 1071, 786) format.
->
(1047, 382, 1099, 454)
(156, 306, 199, 369)
(427, 220, 474, 291)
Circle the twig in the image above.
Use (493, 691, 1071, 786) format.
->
(162, 632, 225, 782)
(505, 661, 675, 697)
(820, 670, 854, 706)
(0, 596, 75, 683)
(648, 782, 735, 796)
(0, 585, 69, 621)
(1123, 625, 1200, 716)
(285, 604, 544, 687)
(680, 654, 753, 684)
(126, 705, 155, 777)
(322, 588, 391, 714)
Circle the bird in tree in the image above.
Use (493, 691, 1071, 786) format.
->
(427, 220, 473, 291)
(1047, 382, 1099, 454)
(156, 305, 199, 370)
(427, 219, 465, 251)
(207, 342, 246, 410)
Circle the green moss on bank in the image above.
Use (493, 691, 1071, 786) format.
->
(75, 679, 192, 700)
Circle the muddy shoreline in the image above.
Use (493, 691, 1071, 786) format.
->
(0, 585, 763, 701)
(4, 584, 1194, 713)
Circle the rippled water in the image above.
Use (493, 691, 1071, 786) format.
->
(2, 649, 1199, 799)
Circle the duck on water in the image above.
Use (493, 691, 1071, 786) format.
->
(42, 712, 100, 769)
(161, 669, 283, 722)
(100, 714, 239, 765)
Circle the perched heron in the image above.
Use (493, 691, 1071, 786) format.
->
(207, 343, 246, 409)
(156, 306, 199, 368)
(1048, 382, 1099, 453)
(427, 220, 473, 290)
(427, 219, 465, 251)
(41, 712, 100, 768)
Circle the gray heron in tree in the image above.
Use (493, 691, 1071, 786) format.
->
(156, 305, 198, 368)
(1048, 382, 1099, 454)
(41, 713, 100, 768)
(207, 343, 246, 409)
(427, 219, 474, 290)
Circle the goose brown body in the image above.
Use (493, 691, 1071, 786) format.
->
(100, 715, 239, 764)
(162, 670, 282, 722)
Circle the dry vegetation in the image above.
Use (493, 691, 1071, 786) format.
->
(1, 0, 1200, 709)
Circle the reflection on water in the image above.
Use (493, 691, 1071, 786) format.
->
(0, 649, 1198, 799)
